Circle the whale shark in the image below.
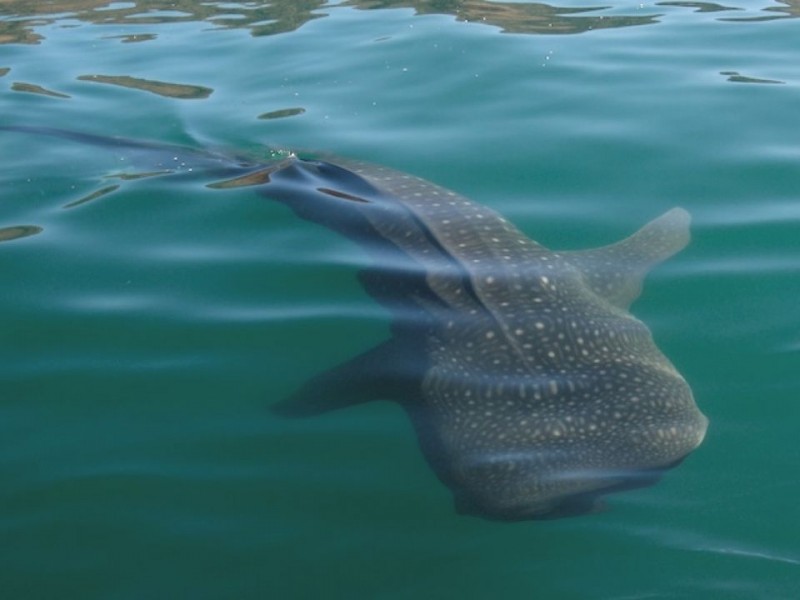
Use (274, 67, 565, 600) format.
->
(1, 126, 708, 519)
(260, 157, 708, 519)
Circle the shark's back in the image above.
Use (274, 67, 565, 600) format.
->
(262, 155, 707, 519)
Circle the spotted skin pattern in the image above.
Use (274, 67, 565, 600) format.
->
(273, 156, 708, 520)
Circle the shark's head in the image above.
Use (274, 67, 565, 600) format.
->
(438, 364, 708, 521)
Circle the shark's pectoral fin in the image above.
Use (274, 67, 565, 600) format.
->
(565, 207, 690, 310)
(271, 335, 425, 417)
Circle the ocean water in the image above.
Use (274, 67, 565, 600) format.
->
(1, 1, 799, 598)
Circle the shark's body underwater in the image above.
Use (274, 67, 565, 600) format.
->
(265, 157, 708, 519)
(4, 127, 708, 519)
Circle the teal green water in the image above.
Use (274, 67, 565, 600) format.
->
(2, 2, 799, 598)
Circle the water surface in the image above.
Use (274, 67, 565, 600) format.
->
(1, 1, 799, 598)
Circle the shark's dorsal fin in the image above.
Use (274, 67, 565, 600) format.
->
(564, 208, 690, 310)
(271, 334, 425, 417)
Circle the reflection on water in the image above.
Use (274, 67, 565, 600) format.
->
(656, 1, 741, 13)
(0, 0, 659, 45)
(659, 0, 800, 21)
(720, 71, 785, 85)
(0, 0, 330, 44)
(349, 0, 658, 34)
(721, 0, 800, 20)
(63, 185, 121, 209)
(76, 74, 213, 99)
(10, 82, 71, 98)
(2, 0, 795, 44)
(258, 108, 307, 121)
(0, 225, 43, 243)
(101, 33, 157, 43)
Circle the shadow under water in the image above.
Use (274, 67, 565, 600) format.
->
(0, 126, 708, 520)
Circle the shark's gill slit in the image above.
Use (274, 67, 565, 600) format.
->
(316, 187, 371, 203)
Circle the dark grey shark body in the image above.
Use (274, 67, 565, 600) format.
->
(2, 126, 708, 519)
(261, 158, 708, 519)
